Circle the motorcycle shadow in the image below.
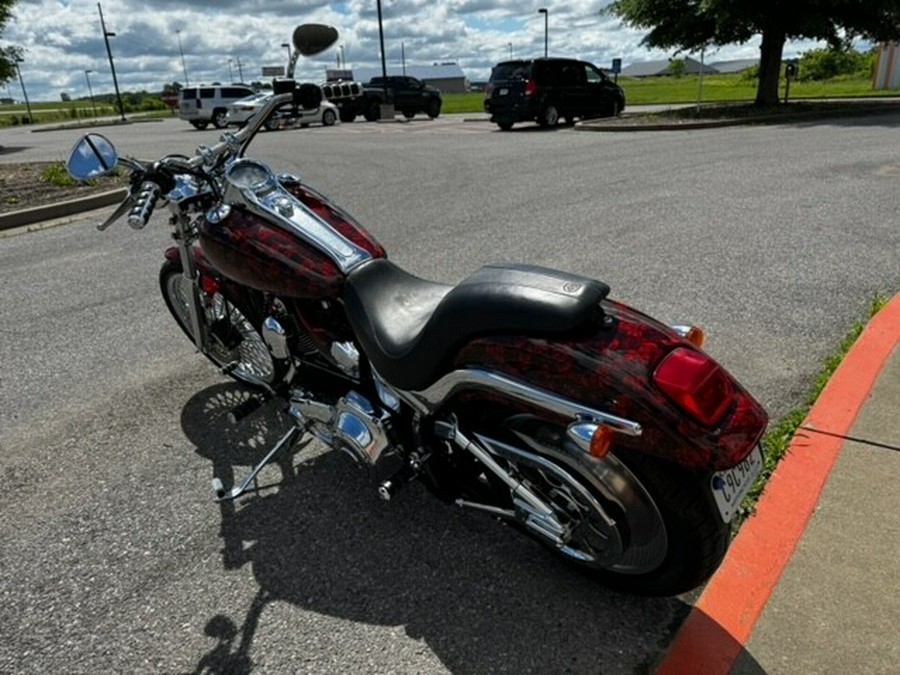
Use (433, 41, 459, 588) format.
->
(180, 382, 765, 675)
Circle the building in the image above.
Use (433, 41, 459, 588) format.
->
(708, 59, 759, 74)
(620, 57, 718, 77)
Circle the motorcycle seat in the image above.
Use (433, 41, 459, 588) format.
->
(343, 259, 610, 391)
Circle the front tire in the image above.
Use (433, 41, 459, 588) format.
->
(427, 99, 441, 119)
(159, 260, 280, 389)
(321, 108, 337, 126)
(364, 99, 381, 122)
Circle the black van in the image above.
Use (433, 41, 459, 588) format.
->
(484, 58, 625, 131)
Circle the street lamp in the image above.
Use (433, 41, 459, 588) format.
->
(227, 58, 234, 83)
(508, 42, 513, 60)
(176, 29, 189, 87)
(340, 44, 345, 69)
(538, 8, 548, 58)
(14, 57, 33, 124)
(98, 2, 126, 121)
(281, 42, 292, 71)
(84, 69, 97, 117)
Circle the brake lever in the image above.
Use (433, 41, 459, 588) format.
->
(97, 193, 137, 231)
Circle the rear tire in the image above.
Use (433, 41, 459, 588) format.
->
(159, 260, 280, 389)
(433, 415, 730, 596)
(190, 121, 209, 130)
(339, 108, 357, 123)
(497, 120, 514, 131)
(364, 99, 381, 122)
(212, 109, 228, 129)
(538, 104, 559, 128)
(322, 108, 337, 126)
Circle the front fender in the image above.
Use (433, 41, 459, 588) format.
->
(449, 300, 768, 471)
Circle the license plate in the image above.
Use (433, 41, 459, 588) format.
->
(711, 445, 764, 522)
(499, 88, 508, 96)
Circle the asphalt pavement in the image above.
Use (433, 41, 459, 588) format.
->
(2, 111, 898, 673)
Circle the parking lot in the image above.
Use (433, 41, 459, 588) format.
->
(1, 111, 898, 673)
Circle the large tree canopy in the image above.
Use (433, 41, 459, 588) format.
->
(0, 0, 19, 87)
(608, 0, 900, 105)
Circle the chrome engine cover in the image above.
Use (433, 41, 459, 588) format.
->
(289, 389, 391, 465)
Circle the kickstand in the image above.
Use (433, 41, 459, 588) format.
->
(212, 426, 303, 502)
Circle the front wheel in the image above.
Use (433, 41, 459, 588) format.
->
(364, 99, 381, 122)
(321, 108, 337, 126)
(427, 99, 441, 119)
(159, 260, 280, 389)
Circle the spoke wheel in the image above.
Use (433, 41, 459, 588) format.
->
(160, 260, 278, 388)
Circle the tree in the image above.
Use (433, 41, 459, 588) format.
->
(0, 0, 18, 86)
(608, 0, 900, 105)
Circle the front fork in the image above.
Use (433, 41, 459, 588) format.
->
(170, 212, 210, 354)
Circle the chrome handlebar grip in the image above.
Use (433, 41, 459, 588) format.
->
(127, 181, 162, 229)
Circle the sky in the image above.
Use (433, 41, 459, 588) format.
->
(2, 0, 828, 102)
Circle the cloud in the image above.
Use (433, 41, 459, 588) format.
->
(2, 0, 826, 101)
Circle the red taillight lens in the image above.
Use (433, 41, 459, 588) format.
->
(524, 79, 537, 96)
(653, 348, 734, 426)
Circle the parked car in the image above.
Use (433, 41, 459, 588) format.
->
(179, 85, 256, 130)
(226, 93, 340, 130)
(484, 58, 625, 131)
(224, 93, 272, 127)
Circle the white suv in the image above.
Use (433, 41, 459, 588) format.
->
(179, 85, 255, 130)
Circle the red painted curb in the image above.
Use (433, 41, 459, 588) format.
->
(656, 293, 900, 675)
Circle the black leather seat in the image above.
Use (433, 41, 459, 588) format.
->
(343, 259, 610, 391)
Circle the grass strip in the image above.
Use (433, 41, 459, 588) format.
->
(741, 293, 890, 518)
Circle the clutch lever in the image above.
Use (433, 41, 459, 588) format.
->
(97, 193, 137, 231)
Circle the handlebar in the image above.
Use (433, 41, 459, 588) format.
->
(127, 181, 162, 229)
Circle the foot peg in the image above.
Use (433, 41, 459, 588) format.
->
(213, 426, 301, 502)
(377, 458, 423, 501)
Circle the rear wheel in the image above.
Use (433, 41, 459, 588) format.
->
(401, 109, 416, 119)
(538, 103, 559, 128)
(190, 121, 209, 130)
(159, 260, 279, 389)
(321, 108, 337, 126)
(431, 416, 729, 595)
(212, 109, 228, 129)
(497, 120, 514, 131)
(339, 108, 357, 123)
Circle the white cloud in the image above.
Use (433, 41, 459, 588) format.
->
(2, 0, 828, 101)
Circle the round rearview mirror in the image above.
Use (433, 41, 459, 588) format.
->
(292, 24, 339, 57)
(67, 133, 118, 180)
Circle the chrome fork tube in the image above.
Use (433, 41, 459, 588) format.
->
(172, 214, 207, 352)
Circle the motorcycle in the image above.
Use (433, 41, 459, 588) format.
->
(66, 24, 768, 596)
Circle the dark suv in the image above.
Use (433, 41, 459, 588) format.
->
(484, 58, 625, 131)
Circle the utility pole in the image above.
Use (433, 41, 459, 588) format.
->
(98, 3, 126, 121)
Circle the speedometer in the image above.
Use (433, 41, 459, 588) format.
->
(226, 159, 276, 191)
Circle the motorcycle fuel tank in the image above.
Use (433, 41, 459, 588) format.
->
(199, 180, 386, 299)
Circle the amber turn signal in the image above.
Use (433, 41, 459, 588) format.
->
(589, 425, 614, 459)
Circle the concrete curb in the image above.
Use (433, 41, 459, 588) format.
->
(0, 189, 127, 231)
(576, 103, 900, 132)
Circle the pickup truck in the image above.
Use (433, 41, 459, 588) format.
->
(320, 76, 443, 122)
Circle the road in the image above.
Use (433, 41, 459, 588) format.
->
(1, 113, 898, 674)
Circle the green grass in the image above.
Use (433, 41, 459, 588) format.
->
(439, 73, 889, 114)
(740, 293, 891, 518)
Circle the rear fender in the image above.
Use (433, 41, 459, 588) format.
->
(448, 300, 768, 472)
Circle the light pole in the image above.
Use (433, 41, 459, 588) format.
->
(340, 44, 345, 69)
(508, 42, 513, 60)
(227, 58, 234, 83)
(84, 69, 97, 117)
(234, 57, 244, 83)
(14, 57, 33, 124)
(376, 0, 389, 111)
(538, 8, 548, 58)
(176, 29, 189, 86)
(98, 3, 126, 121)
(281, 42, 291, 72)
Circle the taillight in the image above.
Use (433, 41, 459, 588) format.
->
(524, 79, 537, 96)
(653, 348, 734, 426)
